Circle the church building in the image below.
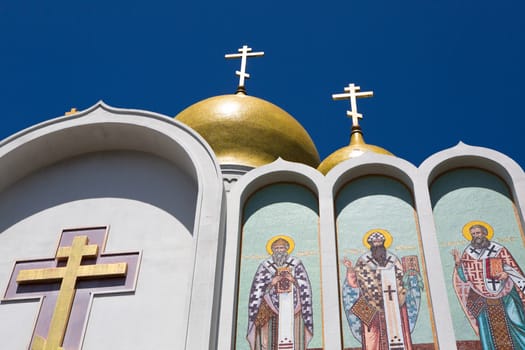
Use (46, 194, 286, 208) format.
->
(1, 45, 525, 350)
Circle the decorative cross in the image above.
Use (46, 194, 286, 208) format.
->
(225, 45, 264, 89)
(383, 284, 397, 301)
(332, 83, 374, 127)
(65, 108, 77, 116)
(3, 227, 140, 350)
(284, 259, 295, 268)
(365, 255, 377, 266)
(485, 244, 498, 257)
(487, 278, 500, 291)
(469, 247, 480, 255)
(268, 261, 278, 271)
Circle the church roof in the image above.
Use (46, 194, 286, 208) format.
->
(175, 91, 320, 169)
(174, 45, 320, 169)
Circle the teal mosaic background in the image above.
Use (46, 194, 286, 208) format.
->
(336, 176, 435, 348)
(236, 183, 322, 349)
(431, 168, 524, 342)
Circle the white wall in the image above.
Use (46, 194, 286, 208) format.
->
(0, 151, 198, 349)
(0, 103, 225, 350)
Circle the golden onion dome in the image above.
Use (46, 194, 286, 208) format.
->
(317, 125, 393, 175)
(175, 92, 320, 168)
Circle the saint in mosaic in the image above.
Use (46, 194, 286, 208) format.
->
(246, 235, 314, 350)
(452, 221, 525, 349)
(342, 229, 423, 350)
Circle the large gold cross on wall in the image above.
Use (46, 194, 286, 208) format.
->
(16, 235, 128, 350)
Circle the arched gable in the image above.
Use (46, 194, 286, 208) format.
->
(420, 141, 525, 222)
(419, 142, 525, 349)
(219, 158, 324, 349)
(324, 154, 438, 349)
(0, 102, 224, 349)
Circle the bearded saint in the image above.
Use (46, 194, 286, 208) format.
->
(452, 221, 525, 349)
(342, 230, 423, 350)
(247, 236, 313, 350)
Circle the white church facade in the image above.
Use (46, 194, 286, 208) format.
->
(1, 46, 525, 350)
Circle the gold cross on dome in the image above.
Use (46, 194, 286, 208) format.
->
(332, 83, 374, 127)
(225, 45, 264, 89)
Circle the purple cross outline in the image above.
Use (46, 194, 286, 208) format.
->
(2, 227, 141, 350)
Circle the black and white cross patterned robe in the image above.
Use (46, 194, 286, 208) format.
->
(246, 256, 314, 350)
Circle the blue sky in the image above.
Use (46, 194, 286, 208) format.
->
(1, 1, 524, 167)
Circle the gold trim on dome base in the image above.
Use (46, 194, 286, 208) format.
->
(317, 126, 393, 175)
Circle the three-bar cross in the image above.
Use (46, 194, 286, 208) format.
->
(332, 83, 374, 127)
(225, 45, 264, 89)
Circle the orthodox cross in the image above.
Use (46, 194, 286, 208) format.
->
(332, 83, 374, 127)
(3, 227, 140, 350)
(225, 44, 264, 89)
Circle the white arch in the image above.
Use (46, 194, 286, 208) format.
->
(322, 153, 420, 348)
(0, 101, 225, 350)
(420, 141, 525, 222)
(219, 158, 325, 349)
(416, 142, 525, 349)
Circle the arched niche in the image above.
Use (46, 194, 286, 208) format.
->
(0, 102, 224, 350)
(326, 154, 437, 349)
(220, 158, 325, 350)
(421, 142, 525, 349)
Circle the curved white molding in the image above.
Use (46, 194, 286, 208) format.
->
(420, 141, 525, 227)
(0, 101, 225, 350)
(420, 141, 525, 185)
(416, 142, 525, 349)
(0, 101, 221, 190)
(231, 157, 324, 200)
(324, 152, 419, 195)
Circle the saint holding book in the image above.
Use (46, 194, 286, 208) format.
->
(452, 221, 525, 349)
(246, 235, 314, 350)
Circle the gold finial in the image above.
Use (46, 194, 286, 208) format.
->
(65, 108, 77, 116)
(332, 83, 373, 127)
(225, 44, 264, 91)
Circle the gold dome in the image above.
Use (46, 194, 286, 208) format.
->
(175, 92, 320, 168)
(317, 126, 393, 175)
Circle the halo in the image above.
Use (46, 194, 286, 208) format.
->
(266, 235, 295, 255)
(462, 221, 494, 241)
(362, 229, 393, 249)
